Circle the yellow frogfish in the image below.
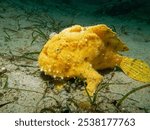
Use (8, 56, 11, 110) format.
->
(38, 24, 150, 96)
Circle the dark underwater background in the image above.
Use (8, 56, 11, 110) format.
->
(0, 0, 150, 112)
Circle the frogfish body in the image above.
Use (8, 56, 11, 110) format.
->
(38, 24, 150, 96)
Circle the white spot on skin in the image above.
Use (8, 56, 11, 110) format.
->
(40, 67, 43, 71)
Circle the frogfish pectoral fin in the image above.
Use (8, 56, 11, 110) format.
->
(120, 56, 150, 82)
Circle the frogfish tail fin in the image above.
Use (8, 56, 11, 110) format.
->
(120, 56, 150, 82)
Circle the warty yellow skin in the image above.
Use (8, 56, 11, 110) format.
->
(38, 24, 129, 96)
